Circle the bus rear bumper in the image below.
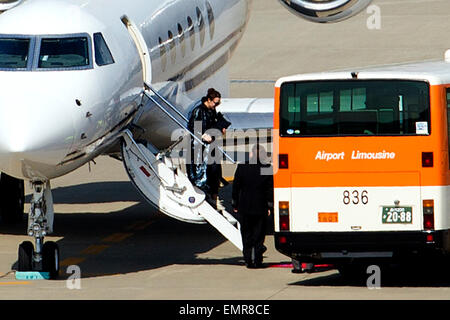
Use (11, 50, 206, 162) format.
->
(275, 230, 450, 262)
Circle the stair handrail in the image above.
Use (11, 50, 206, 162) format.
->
(143, 83, 236, 164)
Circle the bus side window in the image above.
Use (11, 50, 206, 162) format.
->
(447, 88, 450, 168)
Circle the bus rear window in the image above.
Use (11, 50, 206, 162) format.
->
(38, 37, 89, 69)
(280, 80, 430, 136)
(0, 38, 30, 69)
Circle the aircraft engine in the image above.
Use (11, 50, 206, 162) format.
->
(278, 0, 373, 23)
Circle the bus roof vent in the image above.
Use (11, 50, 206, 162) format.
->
(445, 49, 450, 63)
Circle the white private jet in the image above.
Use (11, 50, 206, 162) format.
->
(0, 0, 372, 278)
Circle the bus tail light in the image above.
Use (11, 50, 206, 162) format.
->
(279, 201, 290, 231)
(279, 154, 289, 169)
(423, 199, 434, 230)
(422, 152, 434, 167)
(278, 236, 287, 244)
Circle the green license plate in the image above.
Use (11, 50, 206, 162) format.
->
(382, 206, 413, 224)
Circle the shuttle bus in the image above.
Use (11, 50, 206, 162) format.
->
(273, 57, 450, 272)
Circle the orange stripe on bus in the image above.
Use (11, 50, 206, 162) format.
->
(273, 84, 450, 188)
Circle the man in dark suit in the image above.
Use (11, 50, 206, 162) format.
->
(232, 144, 273, 268)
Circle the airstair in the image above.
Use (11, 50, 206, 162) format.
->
(120, 84, 242, 251)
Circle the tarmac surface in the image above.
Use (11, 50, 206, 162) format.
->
(2, 0, 450, 304)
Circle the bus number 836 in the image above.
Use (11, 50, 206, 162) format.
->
(343, 190, 369, 205)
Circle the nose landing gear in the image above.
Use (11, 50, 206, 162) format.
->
(17, 180, 59, 279)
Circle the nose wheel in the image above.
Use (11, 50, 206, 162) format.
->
(17, 240, 60, 279)
(16, 180, 59, 279)
(42, 241, 60, 279)
(18, 241, 33, 271)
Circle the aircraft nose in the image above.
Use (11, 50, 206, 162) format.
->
(0, 94, 75, 179)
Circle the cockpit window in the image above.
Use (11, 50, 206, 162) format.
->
(0, 38, 30, 69)
(38, 37, 89, 69)
(93, 33, 114, 66)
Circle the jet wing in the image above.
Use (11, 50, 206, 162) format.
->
(216, 98, 274, 130)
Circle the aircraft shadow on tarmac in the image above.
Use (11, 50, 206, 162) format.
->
(1, 181, 247, 279)
(0, 181, 145, 236)
(30, 181, 146, 204)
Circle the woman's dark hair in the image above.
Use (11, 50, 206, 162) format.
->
(206, 88, 221, 100)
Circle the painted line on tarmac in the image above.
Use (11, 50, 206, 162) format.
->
(101, 232, 134, 243)
(60, 257, 86, 267)
(81, 244, 111, 255)
(60, 219, 155, 269)
(0, 281, 31, 285)
(125, 220, 146, 231)
(0, 271, 30, 285)
(131, 221, 154, 231)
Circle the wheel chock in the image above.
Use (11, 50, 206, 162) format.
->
(15, 271, 50, 280)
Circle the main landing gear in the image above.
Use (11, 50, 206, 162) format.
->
(17, 180, 59, 279)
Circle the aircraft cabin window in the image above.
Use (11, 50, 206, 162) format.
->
(158, 37, 167, 72)
(187, 16, 195, 50)
(0, 38, 30, 69)
(93, 33, 114, 66)
(206, 1, 215, 40)
(196, 7, 205, 47)
(168, 30, 176, 64)
(178, 23, 186, 58)
(38, 37, 89, 69)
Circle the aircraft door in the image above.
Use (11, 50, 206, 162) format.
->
(121, 15, 152, 84)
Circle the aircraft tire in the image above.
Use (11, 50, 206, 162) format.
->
(0, 173, 25, 224)
(42, 241, 60, 279)
(18, 241, 34, 271)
